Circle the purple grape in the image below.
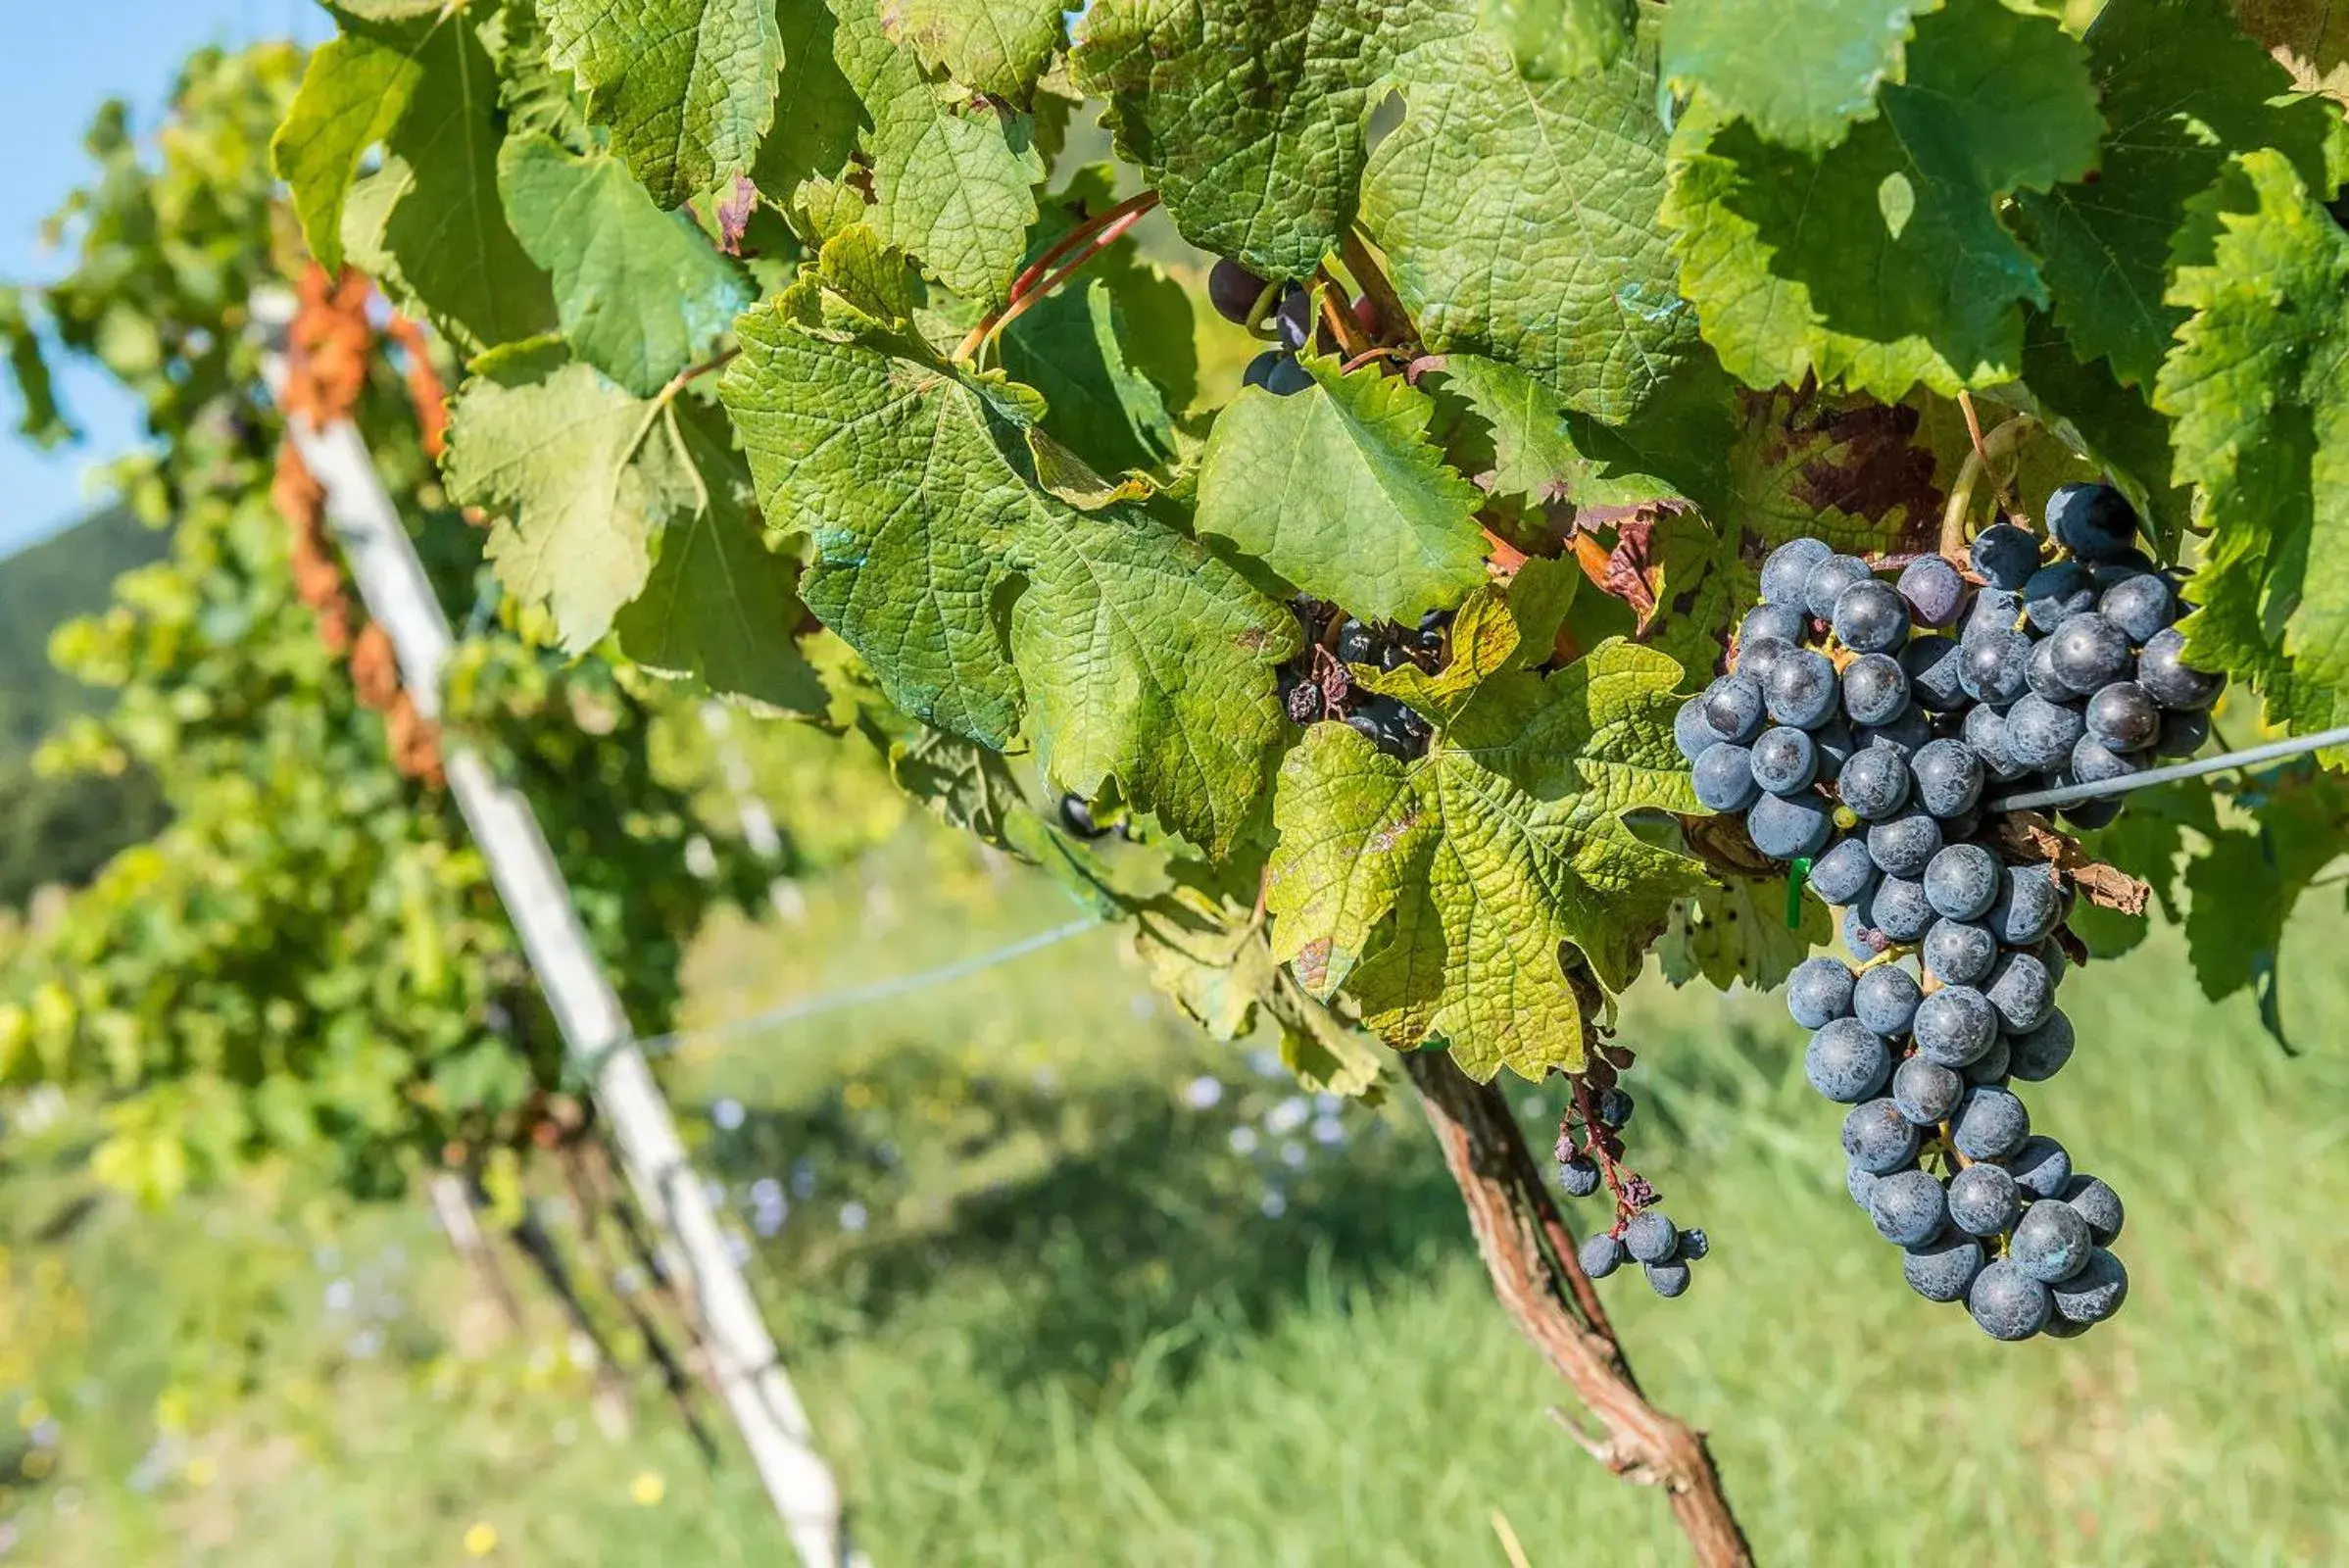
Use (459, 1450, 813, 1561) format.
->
(1947, 1160, 2021, 1236)
(1803, 555, 1875, 621)
(2023, 562, 2097, 633)
(1959, 629, 2031, 707)
(2048, 614, 2132, 692)
(1761, 537, 1835, 607)
(1969, 521, 2039, 589)
(1843, 1099, 1922, 1174)
(1897, 556, 1967, 626)
(1764, 648, 1839, 729)
(1808, 836, 1879, 906)
(1742, 602, 1810, 648)
(1913, 986, 1999, 1067)
(1787, 956, 1857, 1029)
(1865, 874, 1934, 942)
(2007, 1010, 2075, 1082)
(1904, 1231, 1985, 1302)
(1750, 725, 1820, 796)
(1923, 918, 1997, 987)
(1983, 949, 2055, 1033)
(1901, 634, 1968, 712)
(2100, 570, 2176, 644)
(1923, 843, 1999, 921)
(2061, 1174, 2125, 1246)
(2005, 694, 2084, 771)
(1891, 1054, 1963, 1125)
(1748, 791, 1833, 859)
(1834, 579, 1910, 654)
(1950, 1084, 2030, 1160)
(1853, 962, 1923, 1036)
(1968, 1257, 2050, 1340)
(2045, 481, 2140, 563)
(1866, 807, 1942, 879)
(1910, 738, 1984, 818)
(2049, 1249, 2127, 1324)
(1841, 653, 1910, 726)
(1806, 1017, 1891, 1102)
(1837, 745, 1910, 821)
(2009, 1199, 2092, 1283)
(2006, 1135, 2072, 1199)
(1692, 743, 1759, 811)
(2137, 627, 2226, 710)
(1207, 258, 1272, 323)
(1868, 1168, 1948, 1247)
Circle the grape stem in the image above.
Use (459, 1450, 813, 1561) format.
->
(1312, 267, 1375, 359)
(953, 190, 1160, 363)
(1956, 390, 2020, 520)
(1404, 1051, 1754, 1567)
(1341, 226, 1418, 347)
(1939, 410, 2029, 559)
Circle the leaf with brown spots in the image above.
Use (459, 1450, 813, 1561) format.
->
(1728, 384, 1946, 556)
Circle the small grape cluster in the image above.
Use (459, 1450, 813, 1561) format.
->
(1276, 600, 1449, 759)
(1678, 482, 2223, 1340)
(1206, 259, 1380, 395)
(1551, 1051, 1712, 1298)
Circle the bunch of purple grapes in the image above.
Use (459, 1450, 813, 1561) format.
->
(1676, 483, 2225, 1340)
(1206, 259, 1381, 394)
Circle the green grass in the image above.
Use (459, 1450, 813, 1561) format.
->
(8, 823, 2349, 1564)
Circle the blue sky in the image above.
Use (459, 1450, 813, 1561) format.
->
(0, 1, 329, 560)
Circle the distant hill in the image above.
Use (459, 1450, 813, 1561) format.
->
(0, 503, 171, 906)
(0, 504, 171, 759)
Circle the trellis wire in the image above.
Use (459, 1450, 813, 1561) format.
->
(1985, 722, 2349, 813)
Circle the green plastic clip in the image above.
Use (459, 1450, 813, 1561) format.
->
(1786, 856, 1811, 930)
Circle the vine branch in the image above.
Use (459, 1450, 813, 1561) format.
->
(954, 190, 1160, 364)
(1402, 1050, 1753, 1568)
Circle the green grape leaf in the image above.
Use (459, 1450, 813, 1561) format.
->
(0, 286, 70, 447)
(1662, 0, 2103, 400)
(613, 400, 826, 712)
(1195, 352, 1487, 623)
(539, 0, 784, 207)
(833, 0, 1044, 309)
(719, 313, 1301, 853)
(1070, 0, 1475, 281)
(1481, 0, 1633, 78)
(443, 342, 697, 652)
(1558, 346, 1746, 515)
(1726, 385, 1945, 555)
(2155, 150, 2349, 744)
(1267, 634, 1704, 1080)
(334, 9, 558, 352)
(498, 134, 753, 398)
(1425, 354, 1588, 509)
(871, 716, 1028, 848)
(2181, 769, 2344, 1035)
(271, 29, 420, 273)
(753, 0, 867, 208)
(814, 224, 929, 327)
(2013, 0, 2337, 392)
(1360, 31, 1696, 422)
(879, 0, 1067, 102)
(1660, 0, 1942, 150)
(1659, 874, 1831, 990)
(1000, 278, 1181, 475)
